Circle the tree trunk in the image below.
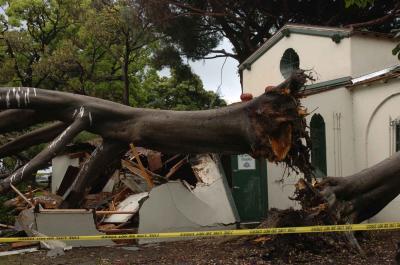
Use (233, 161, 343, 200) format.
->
(61, 139, 128, 208)
(122, 60, 130, 106)
(315, 152, 400, 223)
(0, 71, 310, 194)
(2, 70, 400, 223)
(122, 38, 130, 106)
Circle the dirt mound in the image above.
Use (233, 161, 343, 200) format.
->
(247, 209, 356, 263)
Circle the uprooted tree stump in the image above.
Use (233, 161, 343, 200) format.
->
(293, 151, 400, 226)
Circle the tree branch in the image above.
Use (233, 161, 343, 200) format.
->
(345, 3, 400, 29)
(0, 110, 51, 134)
(0, 71, 311, 192)
(0, 118, 88, 191)
(0, 122, 68, 158)
(61, 139, 128, 208)
(209, 49, 237, 59)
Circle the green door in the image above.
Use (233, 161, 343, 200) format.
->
(231, 154, 268, 222)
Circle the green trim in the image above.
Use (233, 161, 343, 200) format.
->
(239, 25, 351, 70)
(288, 28, 350, 39)
(396, 124, 400, 152)
(239, 33, 284, 70)
(281, 28, 291, 37)
(305, 76, 352, 91)
(216, 155, 241, 222)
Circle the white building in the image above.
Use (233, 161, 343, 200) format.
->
(239, 24, 400, 222)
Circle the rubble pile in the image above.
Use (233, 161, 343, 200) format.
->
(0, 141, 239, 255)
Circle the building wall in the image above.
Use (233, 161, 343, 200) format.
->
(351, 80, 400, 170)
(51, 155, 79, 194)
(242, 33, 351, 94)
(351, 79, 400, 222)
(242, 30, 400, 220)
(241, 33, 355, 209)
(257, 81, 400, 219)
(350, 36, 399, 78)
(267, 80, 400, 217)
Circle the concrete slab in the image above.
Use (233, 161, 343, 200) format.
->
(51, 155, 79, 194)
(35, 210, 115, 247)
(138, 154, 239, 243)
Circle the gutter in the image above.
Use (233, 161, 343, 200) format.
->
(303, 76, 352, 95)
(301, 65, 400, 95)
(348, 65, 400, 88)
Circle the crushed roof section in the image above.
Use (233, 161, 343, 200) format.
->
(349, 65, 400, 87)
(300, 65, 400, 95)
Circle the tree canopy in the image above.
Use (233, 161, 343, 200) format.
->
(0, 0, 226, 173)
(142, 69, 226, 110)
(0, 0, 225, 109)
(142, 0, 399, 65)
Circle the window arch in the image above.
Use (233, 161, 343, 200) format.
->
(280, 48, 300, 79)
(310, 114, 327, 177)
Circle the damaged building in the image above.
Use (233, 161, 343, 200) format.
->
(3, 142, 269, 249)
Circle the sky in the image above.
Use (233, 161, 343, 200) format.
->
(188, 39, 242, 104)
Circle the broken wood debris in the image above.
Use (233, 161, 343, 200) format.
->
(10, 183, 34, 208)
(0, 143, 239, 253)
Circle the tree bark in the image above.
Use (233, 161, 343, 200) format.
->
(0, 71, 310, 194)
(315, 152, 400, 223)
(0, 122, 68, 158)
(61, 139, 128, 208)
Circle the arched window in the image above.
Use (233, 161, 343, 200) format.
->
(310, 114, 327, 177)
(280, 48, 300, 79)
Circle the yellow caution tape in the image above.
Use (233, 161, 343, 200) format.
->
(1, 222, 400, 243)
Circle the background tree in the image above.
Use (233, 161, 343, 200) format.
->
(0, 0, 226, 176)
(142, 0, 399, 74)
(141, 69, 226, 110)
(0, 0, 224, 108)
(344, 0, 400, 59)
(0, 0, 87, 88)
(83, 0, 155, 105)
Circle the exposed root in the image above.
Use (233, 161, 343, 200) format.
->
(249, 70, 314, 180)
(246, 209, 360, 262)
(269, 124, 292, 161)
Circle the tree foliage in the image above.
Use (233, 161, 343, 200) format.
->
(0, 0, 224, 110)
(0, 0, 87, 87)
(344, 0, 400, 61)
(0, 0, 225, 170)
(142, 69, 226, 110)
(344, 0, 375, 8)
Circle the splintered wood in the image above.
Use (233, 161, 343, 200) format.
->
(129, 144, 154, 188)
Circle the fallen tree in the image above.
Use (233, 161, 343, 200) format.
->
(0, 70, 399, 225)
